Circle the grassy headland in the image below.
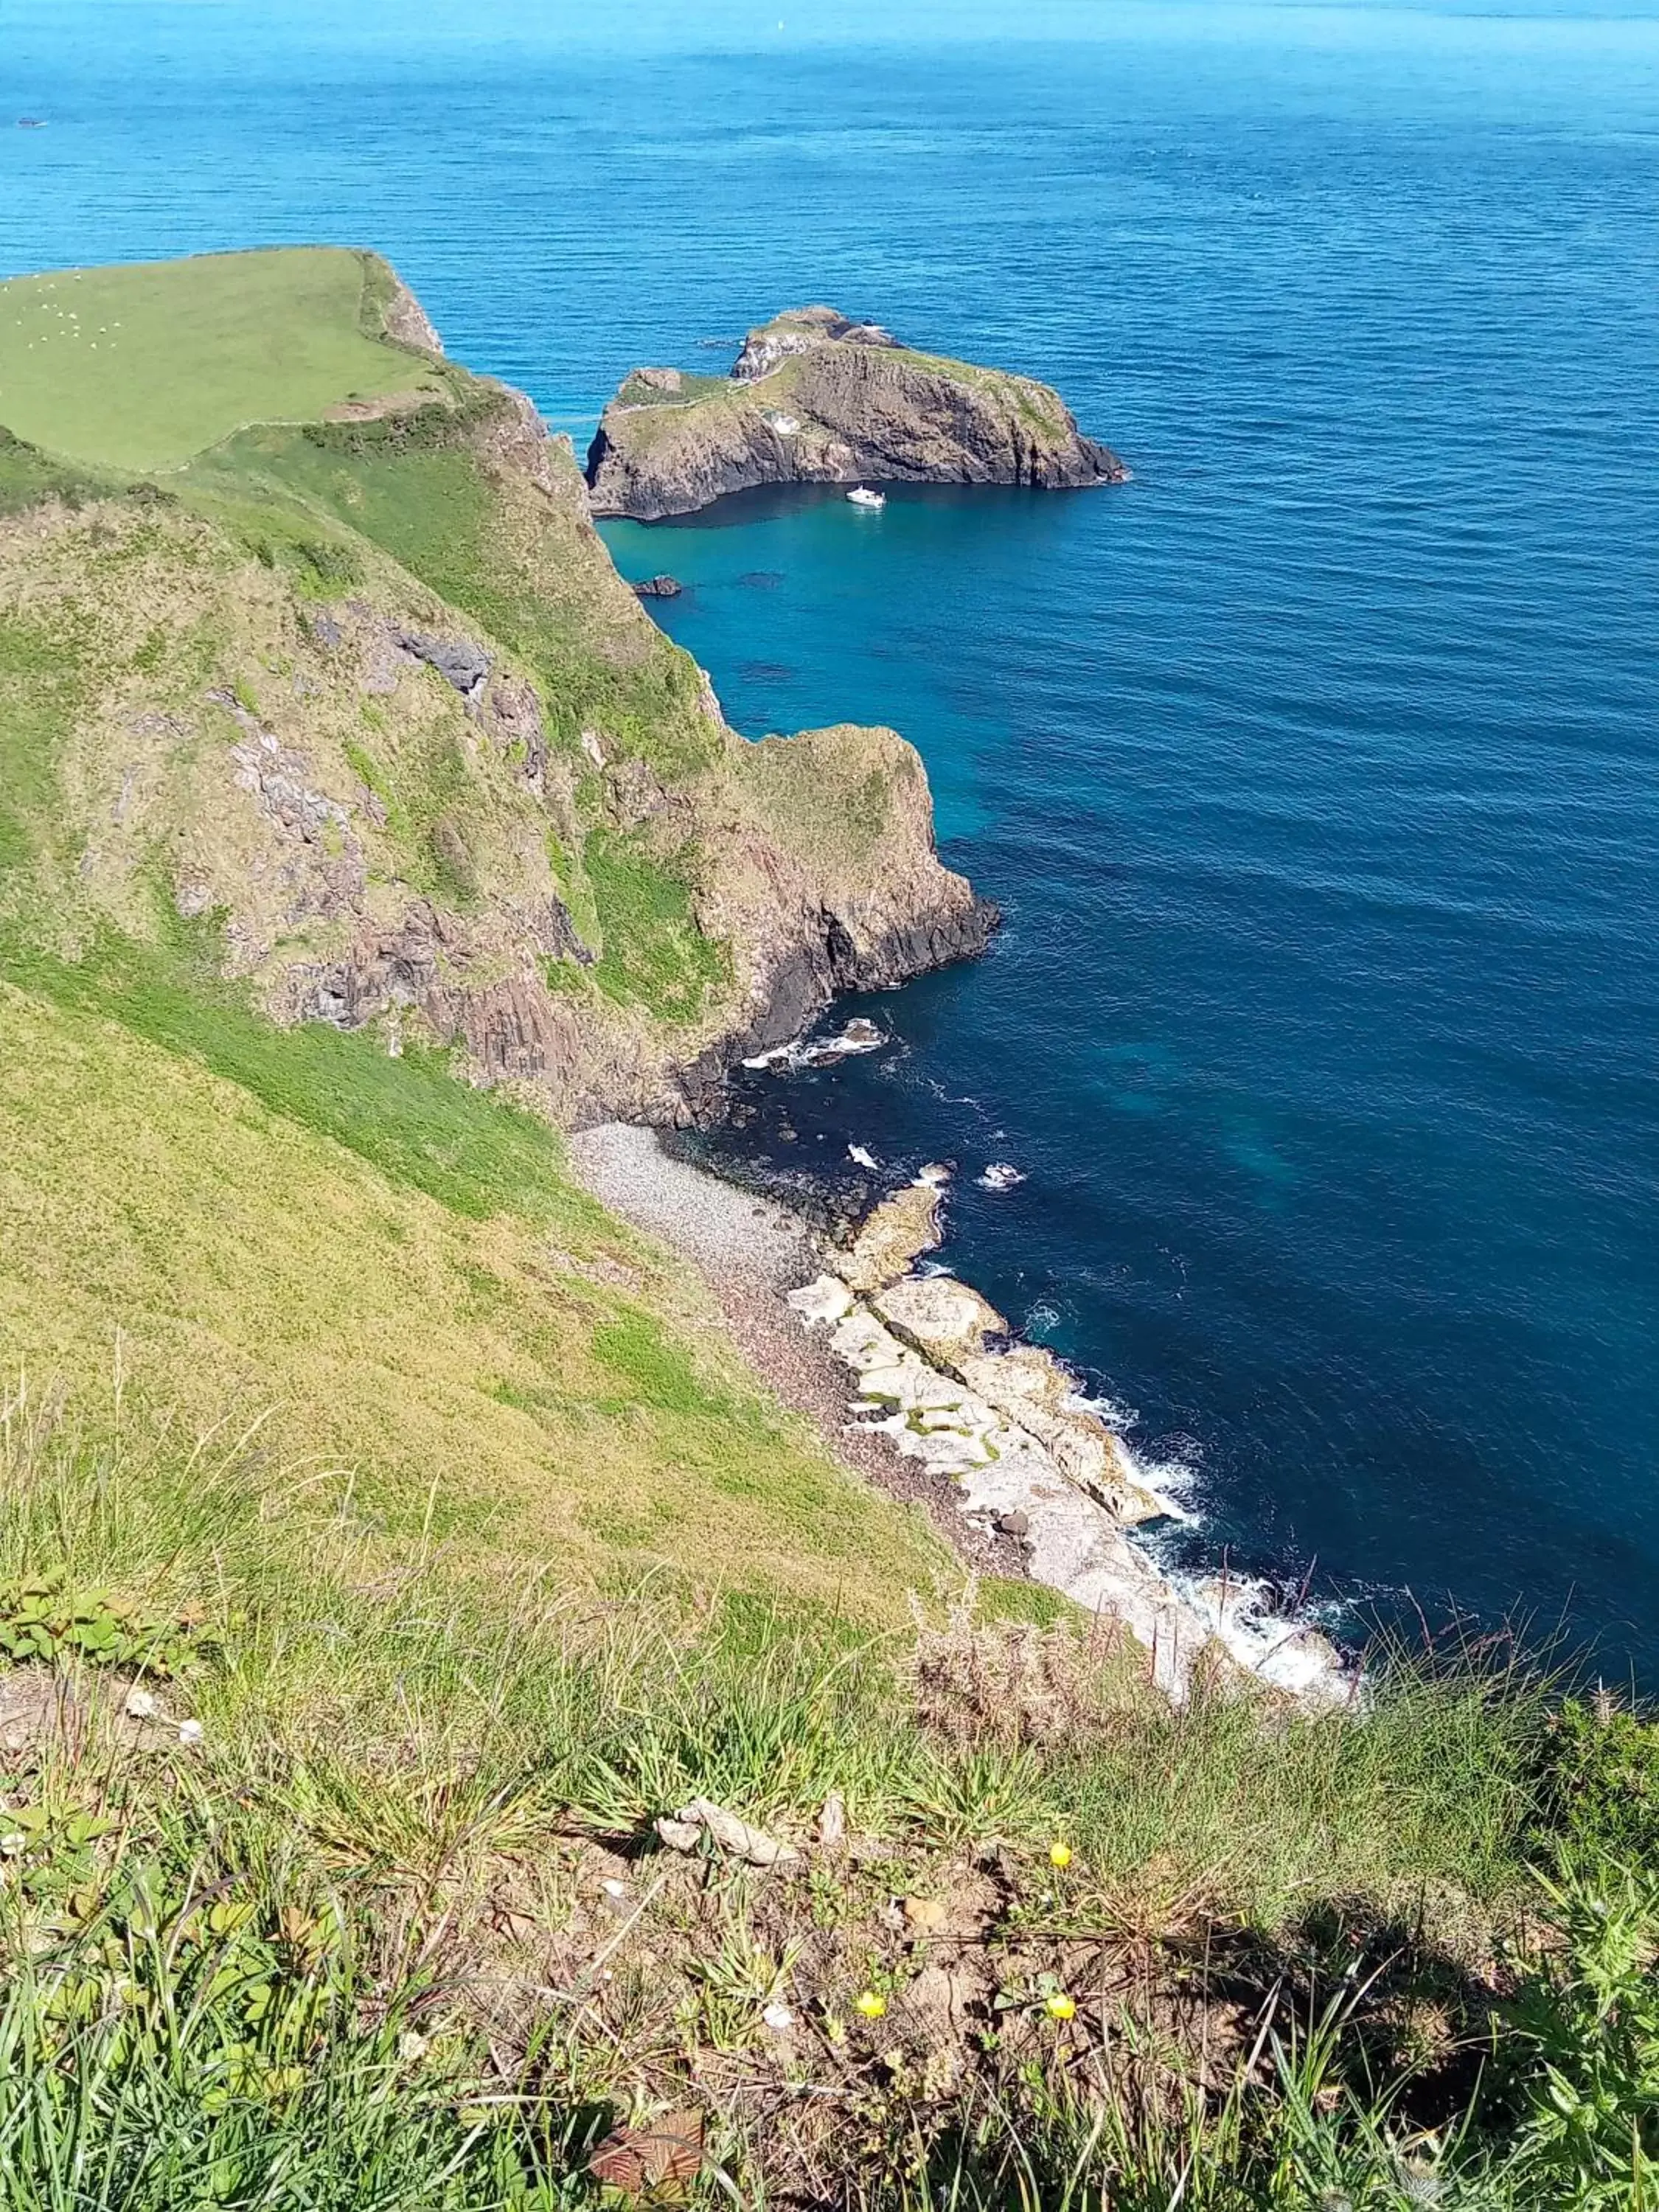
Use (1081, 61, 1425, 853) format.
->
(0, 249, 445, 471)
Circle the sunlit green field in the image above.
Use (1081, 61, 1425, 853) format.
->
(0, 247, 439, 470)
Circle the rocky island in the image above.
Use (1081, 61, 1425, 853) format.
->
(585, 305, 1127, 521)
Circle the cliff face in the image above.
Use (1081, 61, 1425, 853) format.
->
(586, 305, 1126, 521)
(0, 258, 992, 1128)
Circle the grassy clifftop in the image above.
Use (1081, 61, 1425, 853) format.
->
(0, 248, 446, 470)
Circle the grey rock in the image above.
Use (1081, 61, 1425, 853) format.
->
(395, 630, 491, 699)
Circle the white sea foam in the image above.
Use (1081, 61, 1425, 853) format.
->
(1063, 1386, 1139, 1430)
(977, 1161, 1026, 1190)
(741, 1018, 888, 1074)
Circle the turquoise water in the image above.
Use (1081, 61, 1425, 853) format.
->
(6, 4, 1658, 1666)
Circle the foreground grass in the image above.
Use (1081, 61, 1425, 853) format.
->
(7, 1388, 1649, 2208)
(0, 249, 441, 471)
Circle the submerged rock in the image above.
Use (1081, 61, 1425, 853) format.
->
(586, 304, 1128, 521)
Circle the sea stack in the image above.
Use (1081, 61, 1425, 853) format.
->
(585, 306, 1127, 521)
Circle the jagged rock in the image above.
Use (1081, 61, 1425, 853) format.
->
(731, 306, 897, 382)
(486, 674, 548, 789)
(396, 630, 490, 699)
(832, 1180, 945, 1293)
(380, 266, 445, 358)
(873, 1275, 1004, 1366)
(588, 305, 1127, 521)
(632, 574, 683, 599)
(786, 1273, 856, 1327)
(794, 1259, 1354, 1707)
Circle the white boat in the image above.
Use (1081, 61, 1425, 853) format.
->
(846, 485, 886, 509)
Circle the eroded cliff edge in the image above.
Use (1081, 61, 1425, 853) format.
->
(586, 305, 1127, 521)
(0, 257, 993, 1127)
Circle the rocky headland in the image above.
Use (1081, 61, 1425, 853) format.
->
(585, 305, 1127, 521)
(0, 258, 993, 1130)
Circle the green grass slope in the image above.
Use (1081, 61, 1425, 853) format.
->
(0, 248, 443, 470)
(0, 245, 961, 1617)
(0, 956, 950, 1617)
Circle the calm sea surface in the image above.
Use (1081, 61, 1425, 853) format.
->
(6, 3, 1658, 1667)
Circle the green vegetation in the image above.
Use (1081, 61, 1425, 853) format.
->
(1538, 1695, 1659, 1871)
(617, 370, 731, 408)
(184, 418, 724, 783)
(0, 424, 122, 517)
(0, 960, 946, 1615)
(0, 249, 442, 470)
(585, 830, 728, 1021)
(0, 1393, 1653, 2205)
(0, 1567, 220, 1676)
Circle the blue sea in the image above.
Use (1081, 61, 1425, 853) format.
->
(6, 1, 1658, 1669)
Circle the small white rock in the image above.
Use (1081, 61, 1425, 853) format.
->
(123, 1688, 157, 1720)
(786, 1273, 855, 1328)
(762, 2000, 795, 2031)
(600, 1877, 629, 1899)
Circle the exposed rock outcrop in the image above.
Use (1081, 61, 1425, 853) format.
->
(787, 1251, 1352, 1707)
(586, 306, 1127, 521)
(378, 266, 445, 358)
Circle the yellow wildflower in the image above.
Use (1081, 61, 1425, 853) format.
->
(855, 1989, 888, 2020)
(1046, 1991, 1077, 2021)
(1048, 1841, 1073, 1869)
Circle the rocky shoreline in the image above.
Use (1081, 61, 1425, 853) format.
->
(570, 1124, 1354, 1708)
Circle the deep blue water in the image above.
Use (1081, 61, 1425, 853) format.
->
(5, 4, 1658, 1667)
